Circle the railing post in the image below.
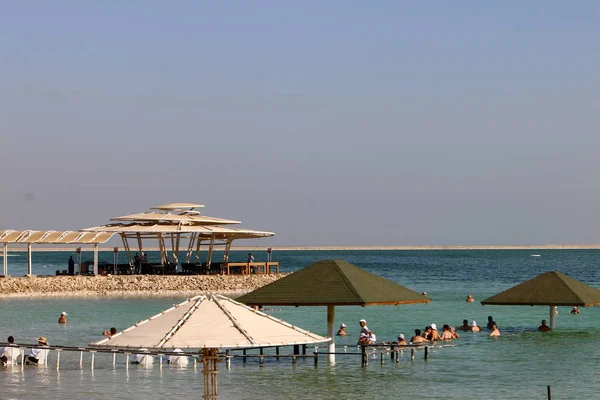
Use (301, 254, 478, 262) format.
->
(226, 350, 231, 369)
(390, 344, 395, 361)
(275, 347, 280, 360)
(410, 348, 415, 361)
(424, 346, 429, 360)
(361, 345, 367, 367)
(243, 349, 247, 364)
(56, 349, 61, 370)
(314, 347, 318, 367)
(259, 347, 264, 367)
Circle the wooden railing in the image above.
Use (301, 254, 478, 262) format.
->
(223, 262, 279, 275)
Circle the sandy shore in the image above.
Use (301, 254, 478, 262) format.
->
(0, 274, 288, 299)
(5, 244, 600, 252)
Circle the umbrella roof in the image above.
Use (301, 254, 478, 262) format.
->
(110, 212, 241, 225)
(481, 271, 600, 307)
(237, 259, 430, 306)
(90, 294, 327, 349)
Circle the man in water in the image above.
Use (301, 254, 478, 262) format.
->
(538, 320, 552, 331)
(466, 294, 475, 302)
(487, 316, 497, 330)
(458, 319, 472, 331)
(471, 321, 481, 332)
(410, 329, 428, 343)
(0, 336, 21, 366)
(571, 306, 580, 314)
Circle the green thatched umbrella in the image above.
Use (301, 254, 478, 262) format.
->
(237, 259, 430, 363)
(481, 271, 600, 329)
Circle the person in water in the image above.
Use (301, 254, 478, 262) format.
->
(58, 312, 67, 324)
(571, 306, 580, 314)
(489, 324, 501, 337)
(396, 334, 408, 345)
(103, 327, 118, 337)
(458, 319, 472, 331)
(538, 320, 551, 331)
(487, 316, 497, 330)
(337, 323, 348, 336)
(440, 324, 454, 340)
(471, 321, 481, 332)
(466, 294, 475, 302)
(410, 329, 428, 343)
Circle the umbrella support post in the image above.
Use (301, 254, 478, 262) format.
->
(201, 348, 223, 400)
(327, 305, 335, 365)
(243, 349, 247, 364)
(549, 306, 556, 329)
(293, 345, 299, 355)
(275, 347, 279, 360)
(302, 344, 306, 355)
(314, 347, 318, 367)
(225, 350, 231, 369)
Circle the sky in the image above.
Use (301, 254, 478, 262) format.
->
(1, 1, 599, 246)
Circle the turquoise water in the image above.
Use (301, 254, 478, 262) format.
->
(2, 250, 600, 399)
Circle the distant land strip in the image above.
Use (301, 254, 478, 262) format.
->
(4, 245, 600, 252)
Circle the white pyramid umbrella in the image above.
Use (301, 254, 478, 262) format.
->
(91, 295, 328, 399)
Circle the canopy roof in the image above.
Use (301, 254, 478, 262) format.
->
(81, 223, 274, 239)
(110, 212, 240, 225)
(91, 294, 328, 349)
(481, 271, 600, 307)
(151, 203, 205, 211)
(237, 259, 430, 306)
(0, 230, 115, 244)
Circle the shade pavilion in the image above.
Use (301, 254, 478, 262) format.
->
(91, 294, 328, 399)
(237, 259, 430, 363)
(81, 203, 274, 269)
(0, 229, 115, 276)
(481, 271, 600, 329)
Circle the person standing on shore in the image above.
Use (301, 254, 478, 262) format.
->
(68, 256, 75, 276)
(58, 311, 67, 324)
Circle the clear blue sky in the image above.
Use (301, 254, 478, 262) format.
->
(1, 1, 599, 246)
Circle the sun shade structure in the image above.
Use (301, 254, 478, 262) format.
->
(0, 230, 115, 276)
(80, 203, 274, 268)
(481, 271, 600, 329)
(237, 259, 430, 363)
(91, 294, 327, 398)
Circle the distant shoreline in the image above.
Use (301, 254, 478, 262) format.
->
(3, 244, 600, 252)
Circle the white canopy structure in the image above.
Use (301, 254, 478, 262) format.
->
(91, 294, 326, 349)
(91, 294, 327, 398)
(0, 229, 115, 276)
(80, 202, 275, 269)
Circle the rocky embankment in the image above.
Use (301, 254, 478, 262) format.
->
(0, 274, 288, 298)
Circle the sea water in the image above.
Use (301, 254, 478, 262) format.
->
(1, 249, 600, 399)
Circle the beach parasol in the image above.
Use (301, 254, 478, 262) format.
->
(237, 259, 430, 364)
(91, 294, 327, 399)
(481, 271, 600, 329)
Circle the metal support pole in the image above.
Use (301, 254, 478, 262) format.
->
(206, 236, 215, 266)
(113, 352, 116, 368)
(226, 350, 231, 369)
(91, 352, 95, 370)
(56, 349, 61, 370)
(126, 354, 129, 370)
(93, 243, 99, 275)
(3, 243, 7, 276)
(27, 242, 33, 275)
(327, 305, 335, 365)
(79, 351, 83, 368)
(549, 305, 556, 329)
(275, 347, 279, 360)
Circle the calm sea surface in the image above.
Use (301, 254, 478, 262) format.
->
(1, 249, 600, 399)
